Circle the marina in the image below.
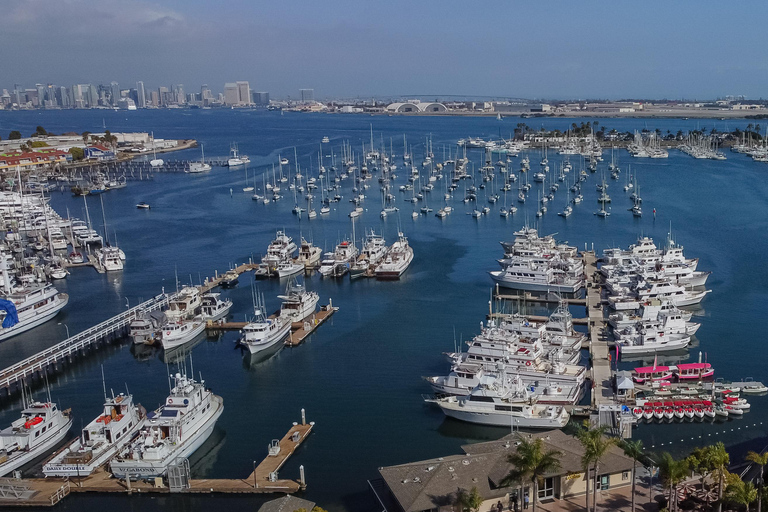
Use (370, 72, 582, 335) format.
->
(1, 110, 768, 511)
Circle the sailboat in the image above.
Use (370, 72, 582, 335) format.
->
(95, 195, 124, 271)
(188, 144, 211, 173)
(243, 166, 254, 192)
(149, 131, 164, 167)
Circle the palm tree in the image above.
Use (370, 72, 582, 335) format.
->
(456, 486, 483, 512)
(709, 443, 730, 512)
(746, 451, 768, 512)
(577, 424, 615, 512)
(725, 479, 757, 512)
(621, 440, 644, 512)
(656, 452, 689, 511)
(502, 436, 562, 512)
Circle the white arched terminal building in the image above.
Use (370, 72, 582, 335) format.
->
(386, 101, 447, 113)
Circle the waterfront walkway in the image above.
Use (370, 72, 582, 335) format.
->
(584, 251, 613, 409)
(0, 293, 173, 393)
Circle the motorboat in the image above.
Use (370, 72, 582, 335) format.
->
(278, 279, 319, 325)
(375, 232, 413, 280)
(43, 392, 146, 477)
(200, 293, 232, 321)
(0, 400, 72, 476)
(110, 372, 223, 479)
(237, 296, 291, 355)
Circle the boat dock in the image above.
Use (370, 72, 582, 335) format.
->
(206, 303, 338, 347)
(1, 414, 314, 505)
(199, 262, 259, 293)
(584, 251, 614, 408)
(0, 479, 70, 507)
(0, 293, 173, 395)
(286, 304, 337, 347)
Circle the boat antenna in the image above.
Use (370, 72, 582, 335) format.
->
(101, 364, 107, 401)
(190, 353, 194, 382)
(167, 362, 173, 394)
(174, 265, 179, 293)
(44, 372, 52, 403)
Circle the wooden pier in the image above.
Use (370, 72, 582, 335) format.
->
(206, 303, 338, 347)
(199, 262, 258, 293)
(9, 416, 314, 504)
(286, 304, 337, 347)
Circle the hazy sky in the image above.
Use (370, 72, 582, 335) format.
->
(3, 0, 767, 99)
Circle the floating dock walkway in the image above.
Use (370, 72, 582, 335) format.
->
(206, 303, 338, 347)
(0, 293, 174, 395)
(3, 415, 314, 505)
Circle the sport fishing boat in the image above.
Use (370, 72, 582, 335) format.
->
(110, 372, 223, 479)
(278, 279, 319, 325)
(160, 317, 206, 350)
(296, 237, 322, 269)
(318, 240, 358, 278)
(43, 392, 146, 477)
(237, 295, 291, 354)
(375, 232, 413, 280)
(0, 400, 72, 476)
(261, 231, 298, 273)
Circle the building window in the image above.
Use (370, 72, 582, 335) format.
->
(600, 475, 610, 490)
(622, 471, 630, 481)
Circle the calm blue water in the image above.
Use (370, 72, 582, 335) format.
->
(0, 110, 767, 511)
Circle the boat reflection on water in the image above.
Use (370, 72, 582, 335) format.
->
(162, 333, 207, 364)
(188, 427, 227, 477)
(130, 341, 158, 362)
(435, 415, 534, 443)
(241, 340, 284, 369)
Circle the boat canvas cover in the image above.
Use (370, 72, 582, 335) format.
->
(0, 298, 19, 328)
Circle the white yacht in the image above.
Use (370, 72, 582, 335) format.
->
(0, 401, 72, 476)
(95, 246, 124, 272)
(43, 393, 146, 477)
(318, 240, 358, 278)
(227, 143, 246, 167)
(0, 271, 69, 343)
(278, 279, 319, 325)
(238, 297, 291, 355)
(276, 261, 304, 278)
(110, 373, 223, 479)
(375, 232, 414, 279)
(350, 230, 387, 279)
(200, 293, 232, 321)
(296, 238, 322, 269)
(166, 286, 202, 321)
(614, 330, 691, 355)
(490, 256, 584, 293)
(428, 384, 569, 429)
(261, 230, 298, 272)
(160, 317, 206, 350)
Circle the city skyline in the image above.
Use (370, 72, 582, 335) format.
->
(2, 0, 768, 100)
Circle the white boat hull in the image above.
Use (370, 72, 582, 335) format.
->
(0, 417, 72, 477)
(438, 403, 569, 429)
(161, 320, 206, 350)
(110, 396, 223, 479)
(0, 293, 69, 342)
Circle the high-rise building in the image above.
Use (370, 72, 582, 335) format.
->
(35, 84, 45, 107)
(252, 92, 270, 105)
(136, 81, 146, 108)
(150, 90, 160, 107)
(110, 81, 120, 106)
(300, 89, 314, 103)
(87, 84, 98, 108)
(236, 81, 251, 105)
(172, 84, 185, 105)
(158, 86, 171, 107)
(224, 83, 239, 105)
